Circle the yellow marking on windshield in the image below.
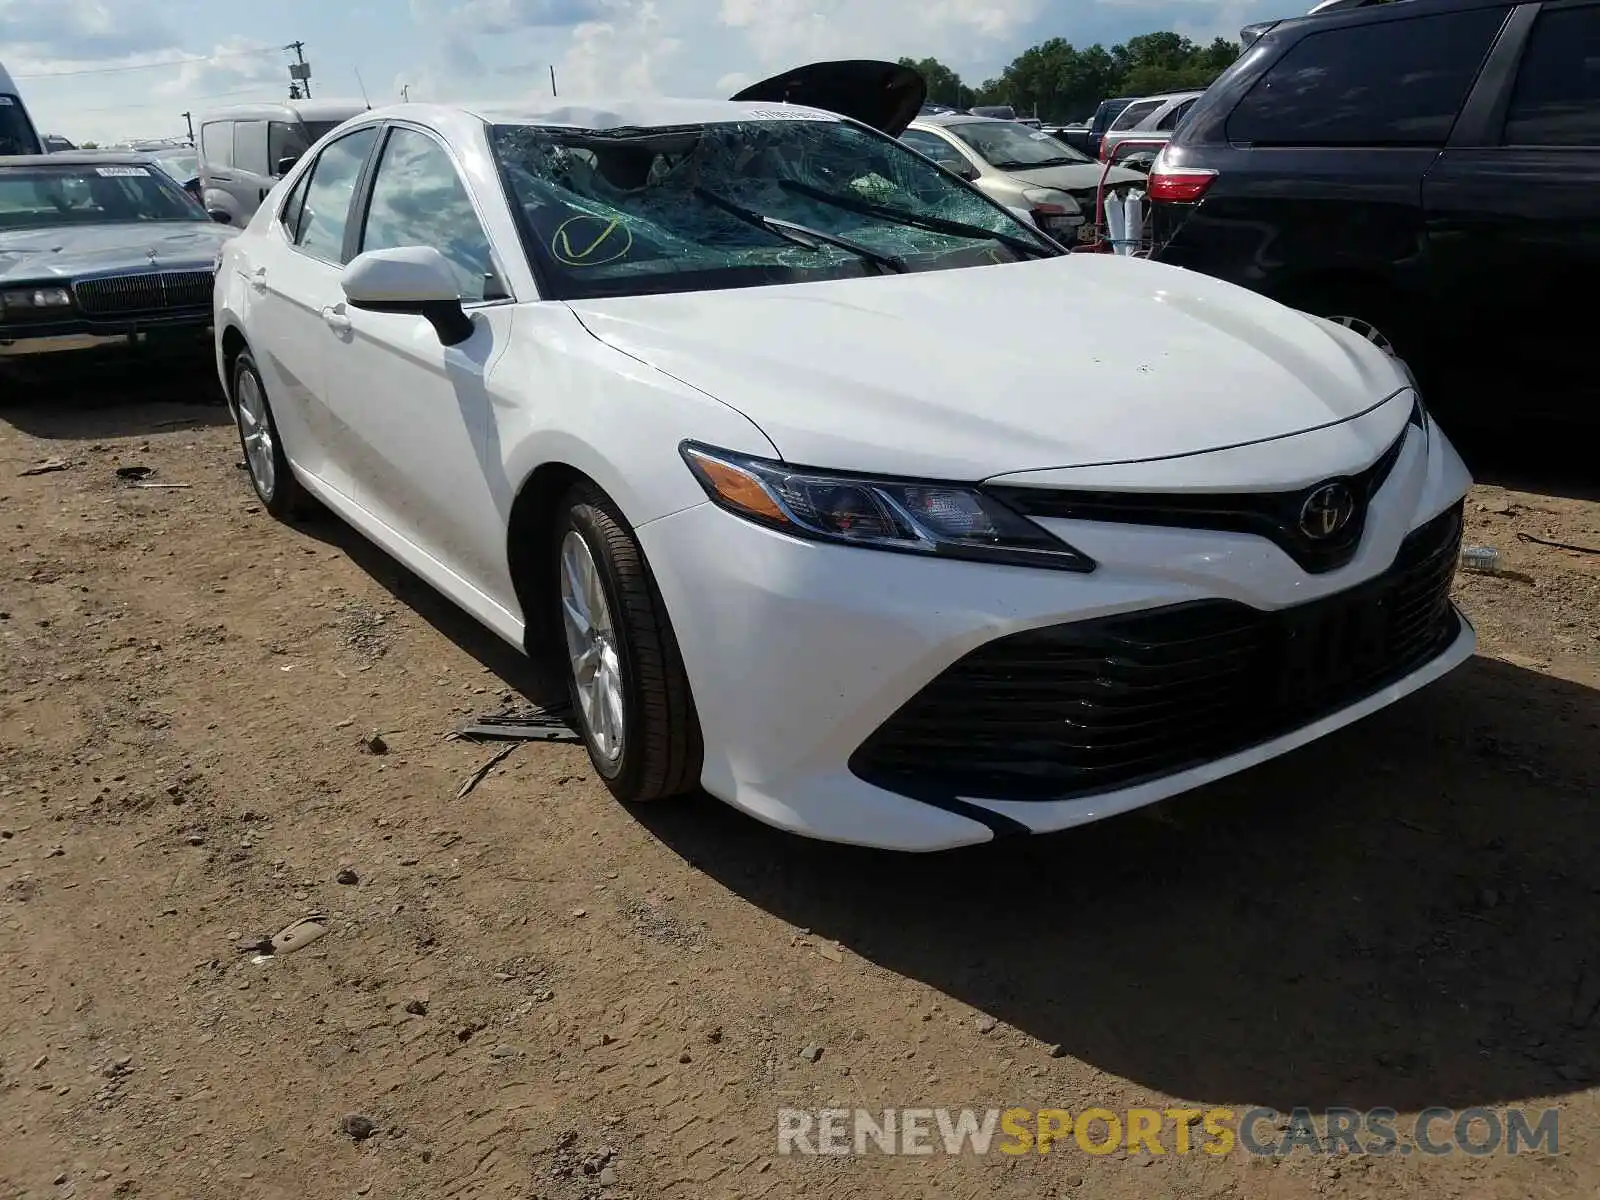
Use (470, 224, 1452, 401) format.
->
(550, 214, 633, 266)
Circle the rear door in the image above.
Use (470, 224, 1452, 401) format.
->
(1422, 0, 1600, 422)
(246, 125, 380, 478)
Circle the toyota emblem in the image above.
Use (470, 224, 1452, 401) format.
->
(1299, 483, 1356, 540)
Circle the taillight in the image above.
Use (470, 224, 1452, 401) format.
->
(1147, 166, 1217, 204)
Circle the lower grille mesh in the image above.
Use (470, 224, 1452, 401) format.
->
(849, 501, 1465, 802)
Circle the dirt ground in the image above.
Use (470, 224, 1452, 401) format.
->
(2, 351, 1598, 1200)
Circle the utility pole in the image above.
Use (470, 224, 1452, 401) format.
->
(287, 40, 312, 99)
(550, 65, 558, 97)
(181, 111, 194, 144)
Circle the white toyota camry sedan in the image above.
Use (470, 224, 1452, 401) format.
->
(213, 61, 1476, 852)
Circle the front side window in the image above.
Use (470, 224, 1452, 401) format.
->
(1227, 8, 1506, 146)
(200, 121, 233, 169)
(948, 121, 1092, 169)
(294, 126, 378, 263)
(490, 117, 1052, 302)
(899, 128, 958, 162)
(0, 164, 205, 230)
(360, 127, 497, 301)
(1503, 6, 1600, 146)
(0, 96, 40, 156)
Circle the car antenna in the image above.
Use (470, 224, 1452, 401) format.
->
(354, 67, 372, 109)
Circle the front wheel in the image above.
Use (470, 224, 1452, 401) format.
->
(553, 483, 702, 803)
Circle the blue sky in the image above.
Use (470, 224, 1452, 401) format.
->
(3, 0, 1283, 144)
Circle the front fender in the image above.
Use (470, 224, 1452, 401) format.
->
(492, 303, 779, 532)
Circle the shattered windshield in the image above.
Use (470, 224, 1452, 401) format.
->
(490, 116, 1056, 301)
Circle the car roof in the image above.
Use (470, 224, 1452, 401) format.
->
(909, 113, 1012, 129)
(1136, 91, 1207, 105)
(197, 98, 371, 123)
(1268, 0, 1510, 37)
(459, 97, 847, 130)
(0, 150, 159, 168)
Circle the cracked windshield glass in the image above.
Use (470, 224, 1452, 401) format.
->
(491, 115, 1052, 299)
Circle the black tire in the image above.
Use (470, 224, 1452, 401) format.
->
(231, 349, 311, 522)
(552, 482, 702, 803)
(1291, 281, 1411, 363)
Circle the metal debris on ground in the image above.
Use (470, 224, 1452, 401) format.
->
(456, 745, 516, 799)
(19, 458, 72, 477)
(130, 482, 192, 490)
(114, 465, 154, 480)
(1517, 531, 1600, 556)
(454, 705, 582, 744)
(264, 913, 329, 957)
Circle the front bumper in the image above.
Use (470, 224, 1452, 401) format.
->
(0, 308, 214, 346)
(637, 419, 1475, 852)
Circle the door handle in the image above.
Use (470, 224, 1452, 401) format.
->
(321, 305, 353, 335)
(250, 267, 268, 293)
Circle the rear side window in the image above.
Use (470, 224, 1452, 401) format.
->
(1155, 98, 1196, 132)
(232, 120, 269, 176)
(200, 121, 233, 169)
(1227, 8, 1507, 146)
(1111, 100, 1163, 131)
(1503, 5, 1600, 146)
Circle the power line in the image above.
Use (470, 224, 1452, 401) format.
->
(53, 84, 286, 116)
(16, 46, 282, 81)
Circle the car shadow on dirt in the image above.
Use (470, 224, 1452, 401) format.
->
(0, 350, 229, 440)
(632, 655, 1600, 1115)
(293, 510, 568, 707)
(1439, 422, 1599, 505)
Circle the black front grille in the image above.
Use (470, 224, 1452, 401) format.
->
(73, 271, 213, 316)
(850, 500, 1465, 803)
(987, 404, 1422, 574)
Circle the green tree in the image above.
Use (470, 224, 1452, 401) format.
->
(896, 56, 975, 108)
(964, 29, 1241, 121)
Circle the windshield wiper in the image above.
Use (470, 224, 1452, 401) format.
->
(691, 186, 906, 274)
(778, 178, 1065, 259)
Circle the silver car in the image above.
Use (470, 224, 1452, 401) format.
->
(901, 114, 1143, 244)
(1098, 90, 1206, 165)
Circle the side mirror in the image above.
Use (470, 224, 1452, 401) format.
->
(275, 154, 301, 177)
(341, 246, 474, 346)
(940, 158, 978, 181)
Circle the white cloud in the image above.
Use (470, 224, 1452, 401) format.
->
(149, 39, 286, 101)
(0, 0, 178, 67)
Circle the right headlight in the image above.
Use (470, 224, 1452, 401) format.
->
(680, 442, 1096, 573)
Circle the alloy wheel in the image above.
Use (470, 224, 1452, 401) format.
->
(1325, 314, 1398, 357)
(234, 369, 277, 500)
(560, 529, 626, 766)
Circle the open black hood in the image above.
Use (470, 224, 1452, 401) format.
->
(730, 60, 927, 137)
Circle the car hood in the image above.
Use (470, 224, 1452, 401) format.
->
(1007, 162, 1144, 192)
(566, 255, 1409, 480)
(0, 222, 236, 283)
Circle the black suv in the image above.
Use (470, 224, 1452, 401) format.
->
(1149, 0, 1599, 427)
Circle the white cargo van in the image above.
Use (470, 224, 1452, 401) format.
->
(196, 99, 368, 225)
(0, 63, 44, 156)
